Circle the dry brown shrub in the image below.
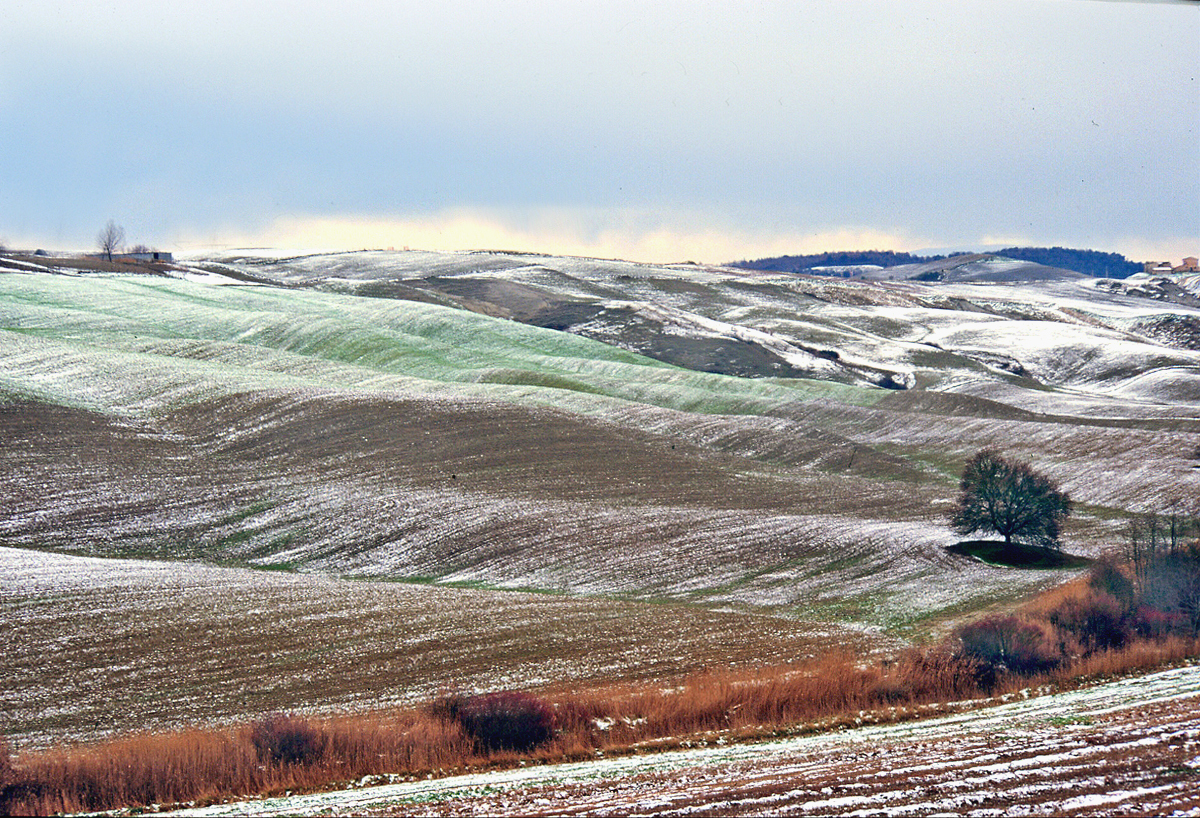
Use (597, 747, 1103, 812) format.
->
(550, 694, 611, 736)
(956, 614, 1065, 685)
(1047, 590, 1130, 653)
(608, 653, 890, 740)
(885, 647, 981, 702)
(0, 729, 261, 816)
(759, 652, 883, 722)
(250, 713, 326, 765)
(0, 712, 474, 816)
(1055, 635, 1199, 682)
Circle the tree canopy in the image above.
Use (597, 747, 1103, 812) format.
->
(951, 449, 1071, 550)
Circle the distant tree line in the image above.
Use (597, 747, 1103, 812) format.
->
(733, 246, 1141, 279)
(732, 250, 946, 273)
(991, 246, 1140, 279)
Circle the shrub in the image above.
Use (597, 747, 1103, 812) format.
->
(1048, 591, 1130, 654)
(1087, 561, 1135, 611)
(888, 647, 981, 701)
(956, 614, 1063, 685)
(1141, 547, 1200, 636)
(1132, 604, 1187, 639)
(249, 714, 326, 765)
(434, 692, 555, 753)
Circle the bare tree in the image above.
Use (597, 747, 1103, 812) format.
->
(97, 220, 124, 261)
(1143, 545, 1200, 636)
(1125, 502, 1199, 595)
(951, 449, 1071, 550)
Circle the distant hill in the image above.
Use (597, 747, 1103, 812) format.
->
(991, 247, 1140, 279)
(890, 254, 1085, 284)
(3, 245, 1200, 654)
(732, 246, 1140, 279)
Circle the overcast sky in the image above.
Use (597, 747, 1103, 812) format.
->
(3, 0, 1197, 263)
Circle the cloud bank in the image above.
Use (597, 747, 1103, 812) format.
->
(3, 0, 1196, 262)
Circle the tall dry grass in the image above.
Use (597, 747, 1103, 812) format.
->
(4, 633, 1195, 816)
(0, 713, 478, 816)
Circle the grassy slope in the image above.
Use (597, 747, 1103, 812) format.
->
(0, 272, 879, 415)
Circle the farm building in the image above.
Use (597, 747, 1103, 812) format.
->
(117, 251, 174, 263)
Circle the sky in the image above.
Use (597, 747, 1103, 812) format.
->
(3, 0, 1197, 264)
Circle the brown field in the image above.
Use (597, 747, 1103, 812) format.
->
(0, 546, 884, 751)
(6, 634, 1196, 816)
(0, 252, 176, 276)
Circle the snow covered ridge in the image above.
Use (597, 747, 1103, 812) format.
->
(184, 248, 1200, 407)
(5, 246, 1200, 407)
(153, 664, 1200, 817)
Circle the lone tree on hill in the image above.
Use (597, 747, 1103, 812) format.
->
(97, 220, 124, 261)
(951, 449, 1071, 550)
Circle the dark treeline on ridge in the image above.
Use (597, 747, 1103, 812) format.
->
(731, 250, 947, 273)
(991, 247, 1141, 279)
(732, 246, 1142, 279)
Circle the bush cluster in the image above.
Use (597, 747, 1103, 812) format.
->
(952, 551, 1200, 689)
(956, 615, 1062, 688)
(433, 691, 556, 752)
(249, 713, 327, 765)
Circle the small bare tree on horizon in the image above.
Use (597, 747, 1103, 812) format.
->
(97, 220, 124, 261)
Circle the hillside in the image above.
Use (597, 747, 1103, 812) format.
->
(3, 249, 1198, 595)
(2, 247, 1199, 747)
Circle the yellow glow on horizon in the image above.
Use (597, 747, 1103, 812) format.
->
(195, 210, 930, 266)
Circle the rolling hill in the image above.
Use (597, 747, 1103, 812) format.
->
(2, 247, 1199, 746)
(3, 249, 1198, 606)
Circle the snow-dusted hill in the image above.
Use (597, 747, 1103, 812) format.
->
(192, 249, 1200, 409)
(3, 247, 1200, 751)
(2, 249, 1198, 627)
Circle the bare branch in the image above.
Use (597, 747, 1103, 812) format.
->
(97, 220, 124, 262)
